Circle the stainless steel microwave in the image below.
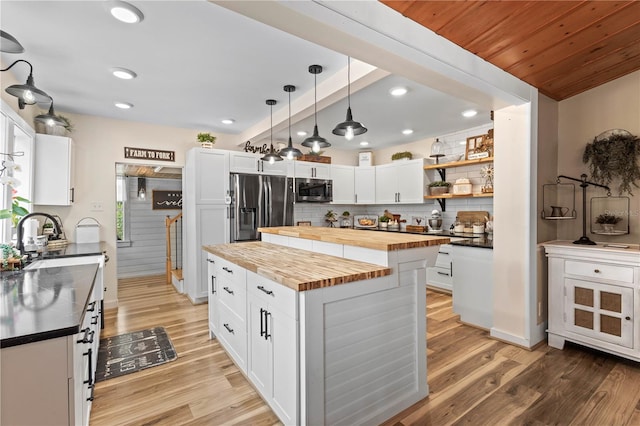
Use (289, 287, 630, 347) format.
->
(296, 178, 332, 203)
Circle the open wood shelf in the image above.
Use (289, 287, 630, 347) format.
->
(424, 193, 494, 200)
(424, 157, 494, 170)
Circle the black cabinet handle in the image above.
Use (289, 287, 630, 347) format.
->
(260, 308, 265, 337)
(223, 323, 234, 334)
(87, 384, 95, 402)
(87, 301, 96, 312)
(91, 315, 99, 325)
(257, 285, 273, 296)
(223, 286, 234, 295)
(77, 328, 90, 344)
(70, 187, 75, 203)
(437, 271, 450, 276)
(264, 311, 271, 340)
(211, 276, 216, 294)
(83, 348, 93, 386)
(207, 258, 215, 263)
(440, 252, 449, 255)
(626, 316, 631, 321)
(222, 267, 233, 274)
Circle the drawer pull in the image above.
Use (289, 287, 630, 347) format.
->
(257, 285, 273, 296)
(207, 258, 215, 263)
(437, 271, 450, 276)
(594, 269, 601, 273)
(211, 276, 216, 294)
(91, 315, 99, 325)
(260, 308, 265, 337)
(626, 316, 631, 321)
(87, 301, 96, 312)
(222, 267, 233, 274)
(264, 311, 271, 340)
(439, 252, 449, 255)
(223, 286, 234, 295)
(223, 323, 234, 334)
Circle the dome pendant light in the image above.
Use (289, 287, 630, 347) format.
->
(301, 65, 330, 153)
(1, 59, 51, 109)
(279, 85, 303, 160)
(261, 99, 283, 164)
(35, 101, 66, 127)
(332, 57, 367, 141)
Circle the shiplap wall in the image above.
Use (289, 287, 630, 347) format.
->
(117, 177, 182, 278)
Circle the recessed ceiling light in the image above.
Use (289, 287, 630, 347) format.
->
(402, 129, 413, 135)
(390, 87, 408, 97)
(297, 131, 307, 137)
(462, 109, 478, 118)
(110, 1, 144, 24)
(221, 119, 235, 125)
(115, 102, 133, 109)
(111, 67, 137, 80)
(359, 141, 369, 146)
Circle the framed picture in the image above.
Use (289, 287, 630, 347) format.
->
(465, 134, 493, 160)
(152, 190, 182, 210)
(297, 221, 311, 226)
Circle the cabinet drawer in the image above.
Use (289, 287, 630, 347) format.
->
(218, 302, 247, 372)
(247, 271, 297, 319)
(215, 257, 247, 287)
(219, 274, 246, 320)
(565, 260, 634, 283)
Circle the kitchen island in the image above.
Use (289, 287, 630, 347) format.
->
(203, 238, 435, 425)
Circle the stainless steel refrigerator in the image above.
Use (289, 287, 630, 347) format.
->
(230, 173, 294, 242)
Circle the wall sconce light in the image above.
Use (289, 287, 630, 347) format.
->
(138, 177, 146, 200)
(0, 30, 25, 54)
(1, 59, 51, 109)
(34, 100, 66, 127)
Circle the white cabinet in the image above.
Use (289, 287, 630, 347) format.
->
(247, 271, 298, 425)
(331, 165, 354, 204)
(427, 244, 453, 292)
(375, 159, 425, 204)
(544, 242, 640, 361)
(354, 166, 376, 204)
(188, 148, 229, 204)
(294, 161, 330, 179)
(207, 254, 219, 337)
(230, 151, 287, 176)
(183, 148, 230, 303)
(451, 245, 493, 329)
(34, 134, 74, 205)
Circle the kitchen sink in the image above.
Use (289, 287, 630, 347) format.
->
(24, 256, 102, 270)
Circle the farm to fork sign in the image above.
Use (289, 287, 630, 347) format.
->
(124, 147, 175, 162)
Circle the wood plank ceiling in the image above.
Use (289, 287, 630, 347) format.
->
(380, 1, 640, 101)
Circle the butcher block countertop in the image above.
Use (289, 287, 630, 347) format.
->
(259, 226, 450, 251)
(203, 241, 392, 291)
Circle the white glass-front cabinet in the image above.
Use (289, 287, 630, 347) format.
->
(34, 134, 74, 205)
(544, 242, 640, 362)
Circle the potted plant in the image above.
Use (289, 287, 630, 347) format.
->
(583, 130, 640, 195)
(378, 215, 390, 228)
(391, 151, 413, 161)
(595, 213, 622, 233)
(0, 243, 23, 270)
(324, 209, 338, 226)
(428, 181, 451, 196)
(197, 132, 217, 148)
(340, 211, 351, 228)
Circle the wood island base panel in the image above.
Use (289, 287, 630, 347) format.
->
(202, 240, 429, 425)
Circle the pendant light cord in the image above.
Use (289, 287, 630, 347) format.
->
(288, 90, 291, 139)
(270, 102, 273, 149)
(347, 56, 351, 108)
(314, 72, 318, 125)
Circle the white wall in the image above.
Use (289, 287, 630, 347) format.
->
(557, 70, 640, 245)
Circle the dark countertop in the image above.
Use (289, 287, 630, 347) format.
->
(354, 227, 493, 249)
(0, 263, 100, 348)
(450, 236, 494, 249)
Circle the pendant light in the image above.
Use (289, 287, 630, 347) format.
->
(261, 99, 283, 164)
(35, 101, 66, 127)
(279, 85, 303, 160)
(429, 138, 445, 164)
(332, 56, 367, 140)
(1, 59, 51, 109)
(0, 30, 25, 54)
(301, 65, 330, 153)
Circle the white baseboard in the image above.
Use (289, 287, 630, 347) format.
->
(490, 327, 534, 349)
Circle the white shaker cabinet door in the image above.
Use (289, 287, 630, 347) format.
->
(354, 166, 376, 204)
(34, 134, 74, 205)
(187, 148, 230, 204)
(331, 165, 354, 204)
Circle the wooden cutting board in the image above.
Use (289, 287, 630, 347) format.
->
(457, 211, 490, 224)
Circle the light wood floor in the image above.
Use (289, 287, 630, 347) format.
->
(91, 275, 640, 425)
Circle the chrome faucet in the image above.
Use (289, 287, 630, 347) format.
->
(16, 213, 62, 254)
